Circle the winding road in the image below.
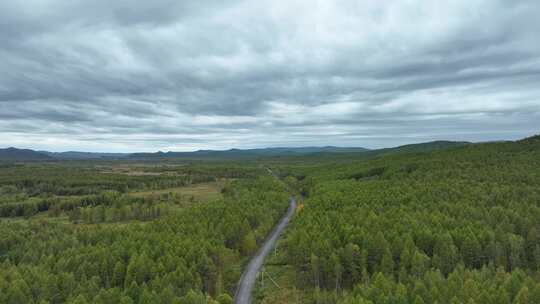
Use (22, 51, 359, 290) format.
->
(234, 197, 297, 304)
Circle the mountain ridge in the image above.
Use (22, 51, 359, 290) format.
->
(128, 146, 370, 159)
(40, 151, 128, 160)
(0, 147, 53, 160)
(0, 141, 474, 161)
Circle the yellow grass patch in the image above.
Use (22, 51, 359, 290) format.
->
(128, 180, 228, 203)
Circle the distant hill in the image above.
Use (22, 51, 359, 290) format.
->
(281, 140, 472, 161)
(41, 151, 128, 160)
(0, 140, 480, 161)
(371, 140, 471, 156)
(127, 141, 471, 160)
(518, 134, 540, 143)
(129, 146, 370, 159)
(0, 147, 53, 160)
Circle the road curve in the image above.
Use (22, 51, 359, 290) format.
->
(234, 197, 297, 304)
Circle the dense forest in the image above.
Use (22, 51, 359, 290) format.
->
(0, 163, 288, 303)
(257, 136, 540, 303)
(2, 136, 540, 304)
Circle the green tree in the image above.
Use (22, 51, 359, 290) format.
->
(311, 254, 321, 288)
(7, 279, 30, 304)
(331, 253, 342, 291)
(241, 231, 257, 256)
(216, 293, 233, 304)
(514, 286, 530, 304)
(411, 251, 429, 277)
(433, 233, 458, 275)
(380, 247, 394, 276)
(113, 261, 126, 287)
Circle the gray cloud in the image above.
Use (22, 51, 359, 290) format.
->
(1, 0, 540, 152)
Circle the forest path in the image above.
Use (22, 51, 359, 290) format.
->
(234, 197, 296, 304)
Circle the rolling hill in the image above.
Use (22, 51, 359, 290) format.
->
(41, 151, 128, 160)
(0, 147, 53, 160)
(128, 146, 370, 159)
(0, 141, 473, 161)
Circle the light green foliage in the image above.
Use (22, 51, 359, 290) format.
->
(0, 165, 288, 303)
(241, 230, 258, 256)
(216, 293, 233, 304)
(0, 163, 260, 218)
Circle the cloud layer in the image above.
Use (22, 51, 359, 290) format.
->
(1, 0, 539, 151)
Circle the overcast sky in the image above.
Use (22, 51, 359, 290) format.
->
(1, 0, 539, 152)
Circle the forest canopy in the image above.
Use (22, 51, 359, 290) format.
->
(2, 136, 540, 304)
(0, 163, 288, 303)
(262, 136, 540, 303)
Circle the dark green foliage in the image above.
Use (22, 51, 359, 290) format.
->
(348, 167, 386, 180)
(283, 139, 540, 303)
